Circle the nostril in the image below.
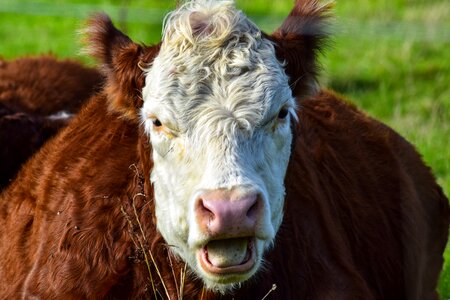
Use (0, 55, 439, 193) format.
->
(196, 191, 262, 235)
(198, 199, 215, 218)
(246, 199, 259, 219)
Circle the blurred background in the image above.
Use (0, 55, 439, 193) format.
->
(0, 0, 449, 297)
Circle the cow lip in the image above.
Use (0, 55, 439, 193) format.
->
(198, 237, 256, 275)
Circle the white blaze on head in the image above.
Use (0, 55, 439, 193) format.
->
(141, 0, 296, 293)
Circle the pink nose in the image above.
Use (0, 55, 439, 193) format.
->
(195, 190, 261, 237)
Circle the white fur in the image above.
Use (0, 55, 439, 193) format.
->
(47, 111, 73, 120)
(141, 0, 295, 293)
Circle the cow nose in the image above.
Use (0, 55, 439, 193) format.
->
(195, 190, 261, 237)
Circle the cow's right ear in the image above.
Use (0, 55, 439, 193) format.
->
(83, 13, 160, 120)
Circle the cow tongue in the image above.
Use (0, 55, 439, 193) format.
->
(206, 238, 248, 268)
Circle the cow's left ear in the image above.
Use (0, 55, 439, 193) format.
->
(83, 14, 160, 120)
(269, 0, 333, 98)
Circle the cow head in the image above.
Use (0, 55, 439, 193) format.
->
(85, 0, 330, 293)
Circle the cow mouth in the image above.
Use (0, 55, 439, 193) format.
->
(199, 237, 255, 275)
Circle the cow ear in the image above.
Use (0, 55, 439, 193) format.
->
(270, 0, 333, 98)
(82, 13, 160, 120)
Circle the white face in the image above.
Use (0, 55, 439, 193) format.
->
(140, 1, 295, 293)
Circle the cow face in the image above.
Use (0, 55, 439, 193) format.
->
(141, 1, 295, 292)
(85, 0, 329, 293)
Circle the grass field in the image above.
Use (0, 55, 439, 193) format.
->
(1, 0, 449, 297)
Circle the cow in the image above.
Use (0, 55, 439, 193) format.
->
(0, 55, 103, 115)
(0, 56, 103, 189)
(0, 103, 69, 189)
(0, 0, 448, 299)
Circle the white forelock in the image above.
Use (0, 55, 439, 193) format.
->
(143, 0, 293, 136)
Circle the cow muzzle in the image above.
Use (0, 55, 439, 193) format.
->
(195, 189, 263, 275)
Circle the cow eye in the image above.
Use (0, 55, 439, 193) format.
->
(278, 108, 289, 120)
(152, 119, 162, 127)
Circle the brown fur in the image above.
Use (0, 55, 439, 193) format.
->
(0, 1, 448, 299)
(0, 55, 103, 115)
(83, 14, 161, 120)
(269, 0, 332, 97)
(0, 104, 68, 189)
(0, 56, 104, 190)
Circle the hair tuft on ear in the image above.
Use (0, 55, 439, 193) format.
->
(270, 0, 333, 97)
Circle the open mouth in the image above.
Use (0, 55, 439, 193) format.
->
(199, 237, 255, 274)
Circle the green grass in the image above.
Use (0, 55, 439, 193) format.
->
(1, 0, 449, 297)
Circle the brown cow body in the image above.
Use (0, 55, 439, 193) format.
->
(0, 90, 448, 299)
(0, 56, 103, 189)
(0, 1, 448, 299)
(0, 55, 103, 115)
(0, 103, 69, 189)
